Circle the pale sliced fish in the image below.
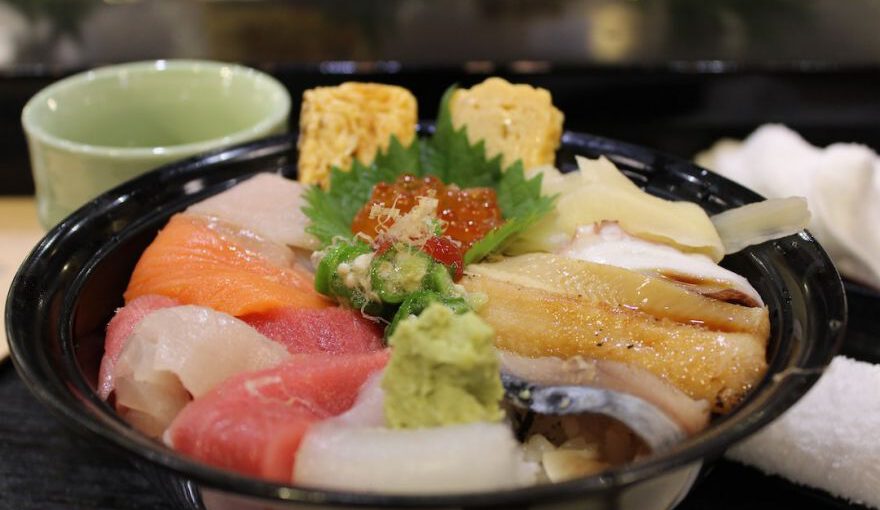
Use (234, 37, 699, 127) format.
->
(294, 374, 538, 493)
(188, 173, 320, 251)
(194, 213, 301, 270)
(559, 222, 763, 306)
(114, 305, 291, 437)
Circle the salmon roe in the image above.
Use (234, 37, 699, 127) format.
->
(351, 174, 504, 252)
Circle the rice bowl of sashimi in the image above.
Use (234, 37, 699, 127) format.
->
(7, 79, 845, 510)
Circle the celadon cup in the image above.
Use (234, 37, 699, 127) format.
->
(22, 60, 290, 228)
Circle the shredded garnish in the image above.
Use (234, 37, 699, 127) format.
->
(374, 195, 442, 249)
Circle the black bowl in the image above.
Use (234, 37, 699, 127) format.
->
(7, 131, 846, 510)
(841, 280, 880, 363)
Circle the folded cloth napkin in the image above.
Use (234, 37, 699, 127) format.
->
(726, 356, 880, 508)
(696, 125, 880, 288)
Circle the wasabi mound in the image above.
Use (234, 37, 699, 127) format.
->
(382, 303, 503, 428)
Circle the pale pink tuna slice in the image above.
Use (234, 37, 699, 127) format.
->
(98, 295, 179, 400)
(164, 351, 389, 483)
(241, 307, 384, 355)
(113, 305, 291, 437)
(186, 173, 319, 251)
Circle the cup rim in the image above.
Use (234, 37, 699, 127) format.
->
(20, 59, 291, 159)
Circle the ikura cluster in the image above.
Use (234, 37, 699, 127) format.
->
(351, 174, 504, 254)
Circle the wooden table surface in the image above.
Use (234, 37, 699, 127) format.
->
(0, 197, 44, 361)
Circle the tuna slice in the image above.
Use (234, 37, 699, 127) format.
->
(113, 306, 291, 437)
(187, 173, 319, 251)
(98, 294, 178, 400)
(164, 351, 390, 483)
(124, 213, 329, 316)
(295, 374, 538, 493)
(241, 307, 384, 354)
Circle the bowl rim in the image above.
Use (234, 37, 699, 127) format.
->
(20, 59, 291, 159)
(6, 130, 847, 507)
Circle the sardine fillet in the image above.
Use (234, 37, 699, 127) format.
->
(463, 275, 768, 413)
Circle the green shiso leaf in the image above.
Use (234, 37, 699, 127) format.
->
(464, 165, 556, 265)
(303, 84, 556, 260)
(420, 86, 502, 188)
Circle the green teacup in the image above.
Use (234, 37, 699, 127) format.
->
(22, 60, 290, 228)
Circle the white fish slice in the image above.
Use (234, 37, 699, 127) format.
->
(295, 373, 538, 493)
(113, 305, 291, 436)
(295, 421, 537, 493)
(188, 173, 319, 251)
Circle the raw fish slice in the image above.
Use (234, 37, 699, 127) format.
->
(330, 372, 387, 427)
(462, 271, 768, 413)
(187, 173, 320, 251)
(165, 351, 389, 483)
(114, 306, 291, 436)
(241, 307, 384, 354)
(295, 421, 537, 493)
(98, 294, 178, 400)
(466, 253, 768, 335)
(499, 352, 710, 435)
(124, 214, 329, 316)
(559, 222, 763, 306)
(199, 215, 300, 270)
(295, 373, 537, 493)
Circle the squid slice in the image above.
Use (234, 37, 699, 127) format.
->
(559, 222, 763, 306)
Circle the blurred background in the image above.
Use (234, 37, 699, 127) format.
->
(2, 3, 878, 509)
(1, 0, 879, 189)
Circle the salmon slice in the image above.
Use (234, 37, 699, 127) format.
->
(165, 351, 390, 483)
(124, 214, 329, 316)
(241, 307, 384, 354)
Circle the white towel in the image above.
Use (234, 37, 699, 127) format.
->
(696, 125, 880, 288)
(726, 356, 880, 508)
